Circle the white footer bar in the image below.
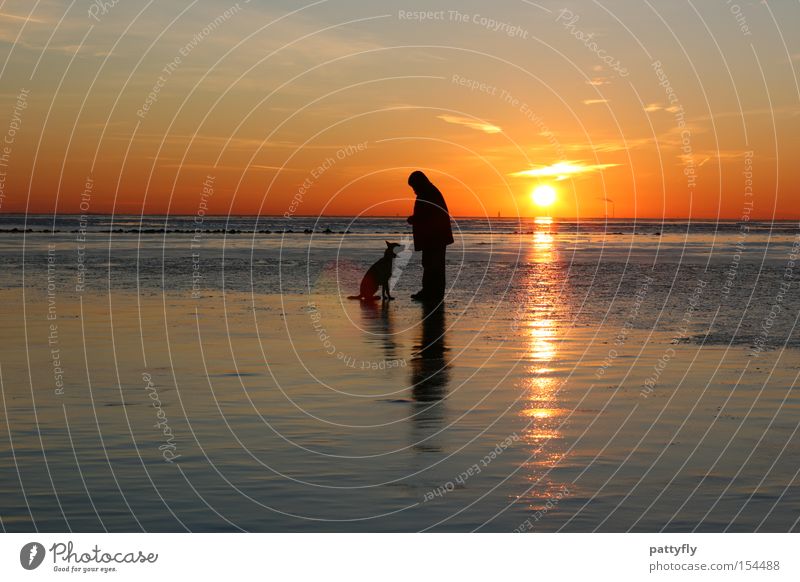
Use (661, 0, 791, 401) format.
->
(1, 533, 796, 581)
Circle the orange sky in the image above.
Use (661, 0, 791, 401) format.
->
(0, 0, 798, 219)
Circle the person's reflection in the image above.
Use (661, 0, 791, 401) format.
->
(409, 302, 450, 452)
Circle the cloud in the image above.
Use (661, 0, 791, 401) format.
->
(510, 161, 619, 180)
(583, 99, 608, 105)
(0, 11, 45, 23)
(644, 103, 684, 113)
(437, 114, 502, 134)
(679, 150, 751, 166)
(155, 162, 301, 172)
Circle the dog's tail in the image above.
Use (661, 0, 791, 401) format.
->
(346, 295, 362, 300)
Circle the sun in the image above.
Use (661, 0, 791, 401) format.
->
(531, 184, 557, 207)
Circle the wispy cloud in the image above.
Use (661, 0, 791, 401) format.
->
(155, 162, 301, 172)
(0, 11, 45, 23)
(644, 103, 682, 113)
(510, 161, 619, 180)
(437, 114, 502, 134)
(583, 99, 608, 105)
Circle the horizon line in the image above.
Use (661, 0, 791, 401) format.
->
(1, 212, 799, 221)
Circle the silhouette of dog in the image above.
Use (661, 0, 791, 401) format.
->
(348, 242, 403, 301)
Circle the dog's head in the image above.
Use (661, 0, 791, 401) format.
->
(384, 241, 403, 257)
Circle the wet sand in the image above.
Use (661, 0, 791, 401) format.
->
(0, 219, 798, 531)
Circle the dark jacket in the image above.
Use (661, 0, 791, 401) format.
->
(408, 181, 454, 251)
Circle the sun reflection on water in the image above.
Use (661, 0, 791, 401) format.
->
(530, 217, 555, 263)
(516, 218, 572, 512)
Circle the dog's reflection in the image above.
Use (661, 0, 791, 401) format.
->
(358, 300, 397, 361)
(409, 302, 450, 452)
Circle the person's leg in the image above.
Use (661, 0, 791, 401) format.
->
(420, 249, 433, 296)
(415, 247, 445, 300)
(431, 245, 446, 300)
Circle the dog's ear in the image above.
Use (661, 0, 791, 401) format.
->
(385, 240, 391, 247)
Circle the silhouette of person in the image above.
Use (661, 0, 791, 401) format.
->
(406, 171, 453, 302)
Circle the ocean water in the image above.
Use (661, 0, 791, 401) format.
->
(0, 216, 798, 531)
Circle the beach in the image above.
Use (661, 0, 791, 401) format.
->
(0, 216, 798, 532)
